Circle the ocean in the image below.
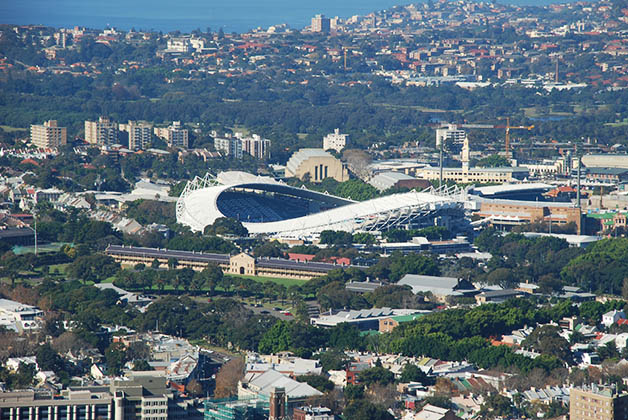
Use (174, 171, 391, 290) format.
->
(2, 0, 565, 33)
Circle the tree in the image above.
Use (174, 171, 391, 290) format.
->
(318, 350, 351, 372)
(296, 375, 334, 392)
(399, 363, 433, 385)
(320, 230, 354, 246)
(385, 252, 440, 282)
(167, 257, 178, 270)
(52, 332, 88, 355)
(479, 393, 515, 419)
(622, 277, 628, 300)
(203, 217, 248, 237)
(343, 149, 372, 180)
(202, 263, 224, 295)
(579, 301, 606, 323)
(476, 154, 511, 168)
(538, 274, 563, 295)
(186, 379, 203, 397)
(105, 342, 128, 375)
(353, 232, 376, 245)
(214, 357, 244, 398)
(132, 360, 153, 371)
(36, 343, 64, 373)
(562, 239, 628, 295)
(485, 268, 517, 289)
(522, 325, 572, 363)
(344, 384, 365, 400)
(68, 254, 119, 283)
(151, 258, 160, 269)
(358, 365, 395, 387)
(127, 342, 150, 361)
(253, 241, 285, 258)
(598, 341, 620, 361)
(343, 400, 394, 420)
(328, 323, 363, 350)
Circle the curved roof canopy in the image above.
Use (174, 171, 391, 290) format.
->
(176, 171, 465, 237)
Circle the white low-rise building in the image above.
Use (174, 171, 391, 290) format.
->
(602, 310, 625, 327)
(6, 356, 38, 372)
(0, 299, 43, 332)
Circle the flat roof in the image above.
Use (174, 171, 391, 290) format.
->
(476, 197, 577, 208)
(0, 227, 33, 239)
(522, 232, 601, 245)
(473, 182, 553, 196)
(0, 298, 41, 313)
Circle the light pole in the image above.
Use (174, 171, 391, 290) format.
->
(33, 209, 38, 256)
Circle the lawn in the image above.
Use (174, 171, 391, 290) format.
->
(47, 263, 69, 275)
(228, 274, 309, 287)
(605, 118, 628, 127)
(0, 125, 26, 132)
(370, 102, 461, 113)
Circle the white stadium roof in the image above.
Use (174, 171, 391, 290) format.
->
(176, 171, 466, 237)
(472, 182, 553, 196)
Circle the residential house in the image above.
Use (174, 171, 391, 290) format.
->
(602, 310, 625, 328)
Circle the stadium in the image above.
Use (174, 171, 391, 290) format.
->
(176, 171, 467, 237)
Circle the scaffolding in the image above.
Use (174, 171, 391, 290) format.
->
(204, 396, 269, 420)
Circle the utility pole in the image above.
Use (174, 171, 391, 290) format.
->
(505, 117, 511, 160)
(34, 210, 38, 255)
(439, 136, 443, 189)
(577, 150, 582, 235)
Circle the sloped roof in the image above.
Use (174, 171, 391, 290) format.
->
(369, 171, 417, 191)
(248, 369, 322, 399)
(397, 274, 475, 296)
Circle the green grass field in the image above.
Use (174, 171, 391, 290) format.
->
(12, 243, 67, 255)
(47, 263, 69, 275)
(0, 125, 27, 132)
(370, 103, 461, 113)
(606, 118, 628, 127)
(228, 274, 309, 287)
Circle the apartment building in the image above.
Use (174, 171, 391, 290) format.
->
(154, 121, 188, 149)
(311, 15, 330, 33)
(0, 389, 113, 420)
(435, 124, 467, 147)
(121, 121, 153, 151)
(570, 385, 628, 420)
(30, 120, 66, 148)
(322, 128, 348, 153)
(0, 378, 203, 420)
(213, 133, 270, 159)
(214, 136, 242, 159)
(242, 134, 270, 159)
(85, 117, 118, 146)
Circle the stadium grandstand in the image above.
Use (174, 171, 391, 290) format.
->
(176, 171, 467, 237)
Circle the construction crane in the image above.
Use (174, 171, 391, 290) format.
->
(342, 46, 357, 71)
(454, 118, 534, 158)
(500, 117, 534, 159)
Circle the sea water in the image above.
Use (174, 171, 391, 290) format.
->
(2, 0, 567, 33)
